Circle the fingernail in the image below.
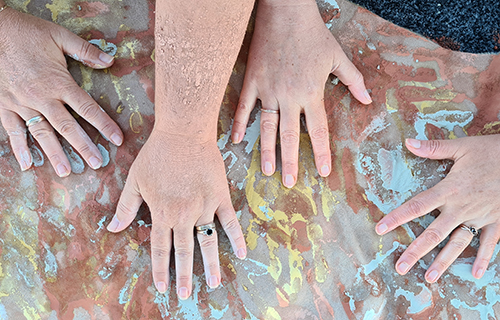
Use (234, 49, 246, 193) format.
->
(475, 268, 484, 279)
(56, 163, 70, 177)
(232, 133, 240, 144)
(284, 174, 295, 188)
(264, 162, 273, 176)
(237, 248, 247, 259)
(107, 216, 120, 232)
(208, 275, 219, 288)
(397, 261, 410, 274)
(89, 156, 102, 169)
(110, 133, 123, 146)
(406, 138, 421, 149)
(156, 281, 167, 293)
(20, 150, 32, 171)
(363, 89, 372, 103)
(99, 52, 114, 64)
(320, 165, 330, 177)
(178, 287, 189, 300)
(427, 269, 439, 282)
(376, 223, 388, 235)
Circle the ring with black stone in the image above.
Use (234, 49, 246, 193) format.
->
(195, 222, 216, 236)
(458, 224, 478, 237)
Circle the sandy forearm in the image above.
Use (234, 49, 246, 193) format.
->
(154, 0, 254, 143)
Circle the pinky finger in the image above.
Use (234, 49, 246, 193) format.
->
(217, 198, 247, 260)
(472, 224, 500, 279)
(0, 110, 32, 171)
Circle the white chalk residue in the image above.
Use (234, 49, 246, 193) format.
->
(243, 113, 261, 154)
(63, 145, 85, 174)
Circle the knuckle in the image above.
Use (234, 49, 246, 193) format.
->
(403, 250, 421, 264)
(177, 275, 191, 283)
(30, 125, 53, 140)
(79, 41, 97, 59)
(57, 119, 77, 136)
(199, 236, 218, 249)
(481, 240, 498, 254)
(222, 216, 242, 233)
(280, 130, 299, 145)
(423, 228, 444, 246)
(309, 126, 329, 141)
(77, 101, 100, 122)
(448, 238, 469, 251)
(261, 120, 278, 133)
(405, 199, 427, 219)
(427, 140, 441, 157)
(116, 201, 136, 217)
(237, 102, 252, 113)
(174, 245, 193, 260)
(151, 246, 171, 260)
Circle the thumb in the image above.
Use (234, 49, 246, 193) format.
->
(57, 28, 115, 69)
(107, 176, 143, 233)
(405, 138, 461, 160)
(331, 49, 372, 105)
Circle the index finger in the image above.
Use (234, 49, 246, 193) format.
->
(375, 186, 445, 235)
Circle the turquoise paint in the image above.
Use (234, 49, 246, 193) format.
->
(414, 110, 473, 140)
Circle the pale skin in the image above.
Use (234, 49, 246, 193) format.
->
(0, 1, 123, 176)
(376, 137, 500, 282)
(231, 0, 372, 188)
(106, 0, 254, 299)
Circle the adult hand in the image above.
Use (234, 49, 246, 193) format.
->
(376, 136, 500, 282)
(0, 7, 123, 176)
(106, 132, 247, 299)
(231, 0, 371, 188)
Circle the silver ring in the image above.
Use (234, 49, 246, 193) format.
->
(458, 224, 478, 237)
(195, 222, 216, 236)
(25, 115, 45, 128)
(261, 108, 279, 114)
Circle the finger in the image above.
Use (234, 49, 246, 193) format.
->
(107, 175, 143, 232)
(473, 224, 500, 279)
(331, 50, 371, 105)
(395, 214, 456, 275)
(304, 100, 331, 177)
(57, 28, 115, 69)
(217, 197, 247, 260)
(375, 186, 445, 235)
(61, 86, 123, 146)
(150, 220, 172, 294)
(24, 114, 71, 177)
(44, 102, 104, 170)
(196, 219, 221, 289)
(279, 105, 301, 188)
(0, 111, 32, 171)
(174, 223, 195, 300)
(231, 81, 258, 144)
(260, 101, 279, 176)
(424, 226, 474, 283)
(405, 138, 462, 161)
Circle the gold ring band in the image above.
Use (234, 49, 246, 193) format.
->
(261, 108, 279, 114)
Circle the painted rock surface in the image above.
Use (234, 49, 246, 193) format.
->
(1, 0, 499, 319)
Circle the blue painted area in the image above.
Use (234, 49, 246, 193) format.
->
(414, 110, 473, 140)
(395, 283, 432, 314)
(362, 241, 401, 276)
(209, 304, 229, 319)
(97, 144, 110, 167)
(44, 244, 58, 277)
(259, 205, 273, 221)
(0, 303, 8, 320)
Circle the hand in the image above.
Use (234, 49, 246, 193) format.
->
(376, 136, 500, 282)
(106, 132, 247, 299)
(231, 0, 371, 188)
(0, 7, 123, 176)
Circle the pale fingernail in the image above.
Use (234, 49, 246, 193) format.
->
(427, 270, 439, 282)
(237, 248, 247, 259)
(406, 138, 421, 149)
(99, 52, 114, 64)
(284, 174, 295, 188)
(398, 261, 410, 274)
(232, 133, 240, 144)
(56, 163, 70, 177)
(264, 162, 273, 175)
(110, 133, 123, 146)
(320, 165, 330, 177)
(376, 223, 388, 235)
(363, 89, 372, 103)
(107, 216, 120, 232)
(20, 150, 32, 171)
(208, 275, 219, 288)
(178, 287, 189, 300)
(89, 156, 102, 169)
(476, 268, 484, 278)
(156, 281, 167, 293)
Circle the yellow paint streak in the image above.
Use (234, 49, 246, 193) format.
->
(267, 238, 281, 281)
(276, 288, 289, 305)
(283, 248, 304, 295)
(46, 0, 69, 22)
(129, 112, 143, 133)
(265, 307, 282, 320)
(307, 224, 328, 283)
(122, 274, 139, 315)
(129, 241, 139, 251)
(111, 75, 142, 133)
(19, 240, 38, 271)
(116, 104, 124, 114)
(227, 262, 236, 275)
(0, 292, 8, 298)
(151, 49, 156, 62)
(79, 65, 94, 92)
(22, 305, 41, 320)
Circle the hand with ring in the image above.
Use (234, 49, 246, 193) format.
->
(376, 136, 500, 282)
(231, 0, 371, 187)
(0, 4, 123, 176)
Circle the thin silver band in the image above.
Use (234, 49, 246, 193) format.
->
(25, 115, 45, 128)
(261, 108, 279, 114)
(458, 224, 478, 237)
(195, 222, 216, 236)
(0, 5, 8, 14)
